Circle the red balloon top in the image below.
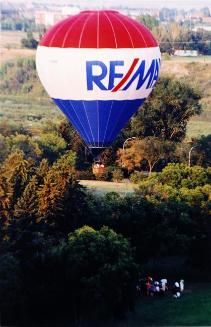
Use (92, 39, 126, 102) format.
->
(39, 10, 158, 48)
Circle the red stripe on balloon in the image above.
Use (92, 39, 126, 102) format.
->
(111, 58, 139, 92)
(39, 10, 158, 48)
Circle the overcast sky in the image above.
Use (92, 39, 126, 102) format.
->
(75, 0, 211, 7)
(7, 0, 211, 8)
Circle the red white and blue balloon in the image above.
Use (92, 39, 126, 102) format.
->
(36, 10, 161, 149)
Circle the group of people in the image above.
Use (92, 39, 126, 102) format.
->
(137, 276, 184, 299)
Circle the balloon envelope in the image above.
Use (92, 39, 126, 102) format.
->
(36, 10, 161, 149)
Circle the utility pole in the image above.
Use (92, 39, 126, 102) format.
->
(188, 145, 197, 167)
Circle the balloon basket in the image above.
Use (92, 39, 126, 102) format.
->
(89, 147, 107, 176)
(92, 162, 106, 176)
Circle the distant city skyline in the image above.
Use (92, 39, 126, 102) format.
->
(5, 0, 211, 9)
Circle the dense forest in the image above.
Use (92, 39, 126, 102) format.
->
(0, 119, 210, 324)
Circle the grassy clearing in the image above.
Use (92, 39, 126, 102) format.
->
(187, 120, 211, 138)
(162, 57, 211, 137)
(30, 283, 211, 326)
(126, 283, 211, 326)
(0, 31, 27, 48)
(79, 180, 136, 195)
(162, 55, 211, 63)
(0, 95, 63, 134)
(0, 48, 36, 64)
(0, 31, 37, 64)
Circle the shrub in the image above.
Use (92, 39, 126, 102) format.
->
(130, 171, 148, 184)
(112, 169, 124, 182)
(76, 169, 95, 180)
(21, 32, 38, 49)
(95, 170, 111, 181)
(38, 132, 67, 163)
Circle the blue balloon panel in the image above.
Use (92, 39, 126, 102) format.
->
(53, 99, 145, 148)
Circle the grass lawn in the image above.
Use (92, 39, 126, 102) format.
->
(0, 95, 63, 134)
(126, 283, 211, 326)
(0, 31, 27, 48)
(163, 55, 211, 63)
(187, 120, 211, 138)
(0, 48, 36, 64)
(31, 283, 211, 326)
(79, 180, 136, 195)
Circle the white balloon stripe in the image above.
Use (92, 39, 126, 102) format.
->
(36, 46, 161, 101)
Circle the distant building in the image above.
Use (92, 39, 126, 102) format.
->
(174, 49, 199, 57)
(35, 7, 80, 26)
(203, 16, 211, 24)
(192, 25, 211, 32)
(116, 8, 159, 19)
(35, 11, 64, 26)
(1, 2, 19, 18)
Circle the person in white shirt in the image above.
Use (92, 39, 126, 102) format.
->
(160, 278, 168, 293)
(180, 279, 184, 292)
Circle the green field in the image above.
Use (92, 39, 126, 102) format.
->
(80, 180, 136, 195)
(126, 284, 211, 326)
(31, 283, 211, 326)
(0, 94, 62, 134)
(163, 55, 211, 62)
(187, 120, 211, 138)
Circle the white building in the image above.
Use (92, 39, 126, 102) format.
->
(174, 49, 199, 57)
(192, 25, 211, 32)
(35, 7, 80, 26)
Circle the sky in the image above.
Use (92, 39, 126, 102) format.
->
(74, 0, 211, 7)
(6, 0, 211, 8)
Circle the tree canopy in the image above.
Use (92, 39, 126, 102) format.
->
(130, 77, 202, 141)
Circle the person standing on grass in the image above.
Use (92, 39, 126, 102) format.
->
(146, 276, 153, 296)
(160, 278, 168, 294)
(180, 279, 184, 292)
(173, 282, 181, 298)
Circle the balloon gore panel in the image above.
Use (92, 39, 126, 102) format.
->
(53, 99, 145, 147)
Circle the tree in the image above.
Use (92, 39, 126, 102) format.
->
(117, 137, 174, 174)
(158, 163, 211, 189)
(58, 120, 83, 151)
(21, 32, 38, 49)
(169, 22, 181, 52)
(0, 58, 37, 95)
(194, 135, 211, 167)
(0, 134, 10, 163)
(116, 138, 141, 172)
(35, 159, 49, 185)
(0, 175, 13, 237)
(52, 151, 77, 173)
(63, 226, 138, 320)
(37, 155, 87, 234)
(58, 120, 91, 168)
(1, 151, 34, 205)
(112, 169, 124, 182)
(10, 134, 42, 160)
(7, 226, 137, 323)
(130, 77, 202, 141)
(137, 15, 158, 30)
(38, 132, 67, 163)
(14, 175, 39, 223)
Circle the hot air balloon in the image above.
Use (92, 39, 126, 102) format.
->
(36, 10, 161, 159)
